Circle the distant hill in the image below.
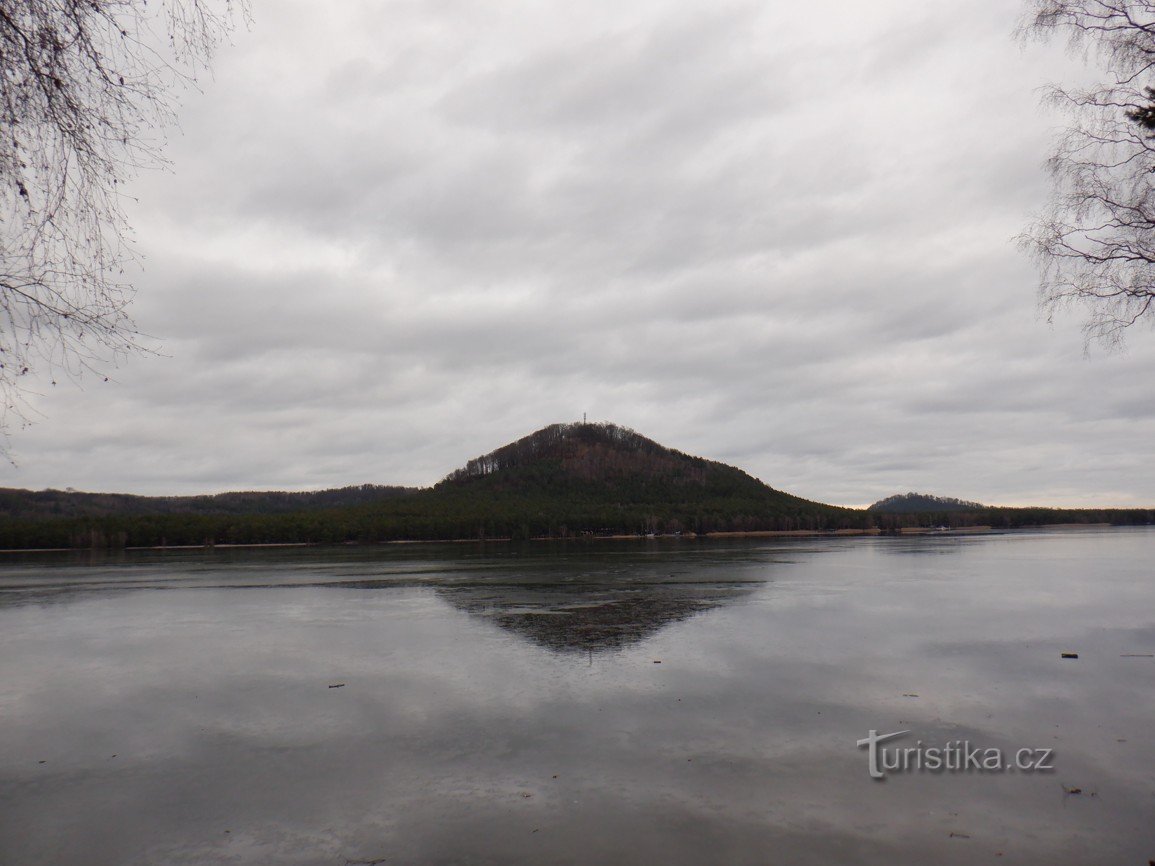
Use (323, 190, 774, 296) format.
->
(868, 492, 985, 513)
(0, 423, 1150, 551)
(424, 421, 855, 536)
(0, 484, 417, 520)
(442, 422, 809, 503)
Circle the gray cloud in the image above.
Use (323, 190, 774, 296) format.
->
(3, 0, 1154, 509)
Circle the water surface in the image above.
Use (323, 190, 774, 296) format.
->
(1, 531, 1152, 864)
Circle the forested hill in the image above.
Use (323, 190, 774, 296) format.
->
(0, 484, 417, 520)
(426, 421, 853, 532)
(868, 492, 986, 513)
(864, 491, 1153, 533)
(441, 422, 814, 504)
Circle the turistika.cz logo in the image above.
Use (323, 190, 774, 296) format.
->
(857, 730, 1055, 779)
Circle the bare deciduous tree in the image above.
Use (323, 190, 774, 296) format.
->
(0, 0, 244, 451)
(1018, 1, 1155, 346)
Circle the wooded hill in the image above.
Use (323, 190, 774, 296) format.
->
(868, 492, 986, 513)
(0, 423, 1150, 549)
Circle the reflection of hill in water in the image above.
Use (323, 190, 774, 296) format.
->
(437, 580, 761, 654)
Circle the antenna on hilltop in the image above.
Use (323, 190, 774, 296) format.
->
(583, 412, 587, 424)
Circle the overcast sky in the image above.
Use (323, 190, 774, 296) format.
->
(4, 0, 1154, 508)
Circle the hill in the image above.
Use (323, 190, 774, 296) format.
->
(438, 422, 817, 511)
(868, 492, 985, 513)
(423, 422, 856, 537)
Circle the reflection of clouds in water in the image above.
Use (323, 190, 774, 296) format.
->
(436, 580, 762, 654)
(1, 534, 1155, 864)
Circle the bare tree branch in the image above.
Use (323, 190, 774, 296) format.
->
(1018, 1, 1155, 347)
(0, 0, 246, 456)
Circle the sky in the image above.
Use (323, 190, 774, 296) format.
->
(4, 0, 1155, 508)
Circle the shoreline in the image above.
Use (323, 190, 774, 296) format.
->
(0, 522, 1133, 555)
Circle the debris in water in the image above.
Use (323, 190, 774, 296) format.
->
(1060, 652, 1078, 659)
(328, 683, 346, 689)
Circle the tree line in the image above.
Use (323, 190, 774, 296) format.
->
(1, 489, 1149, 551)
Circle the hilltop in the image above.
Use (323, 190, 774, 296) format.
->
(868, 492, 985, 514)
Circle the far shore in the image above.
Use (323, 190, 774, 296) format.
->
(0, 522, 1133, 555)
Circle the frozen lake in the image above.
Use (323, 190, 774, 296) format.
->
(1, 530, 1152, 864)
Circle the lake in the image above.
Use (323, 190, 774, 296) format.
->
(0, 530, 1152, 865)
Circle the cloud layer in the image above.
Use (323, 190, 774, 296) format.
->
(5, 0, 1154, 507)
